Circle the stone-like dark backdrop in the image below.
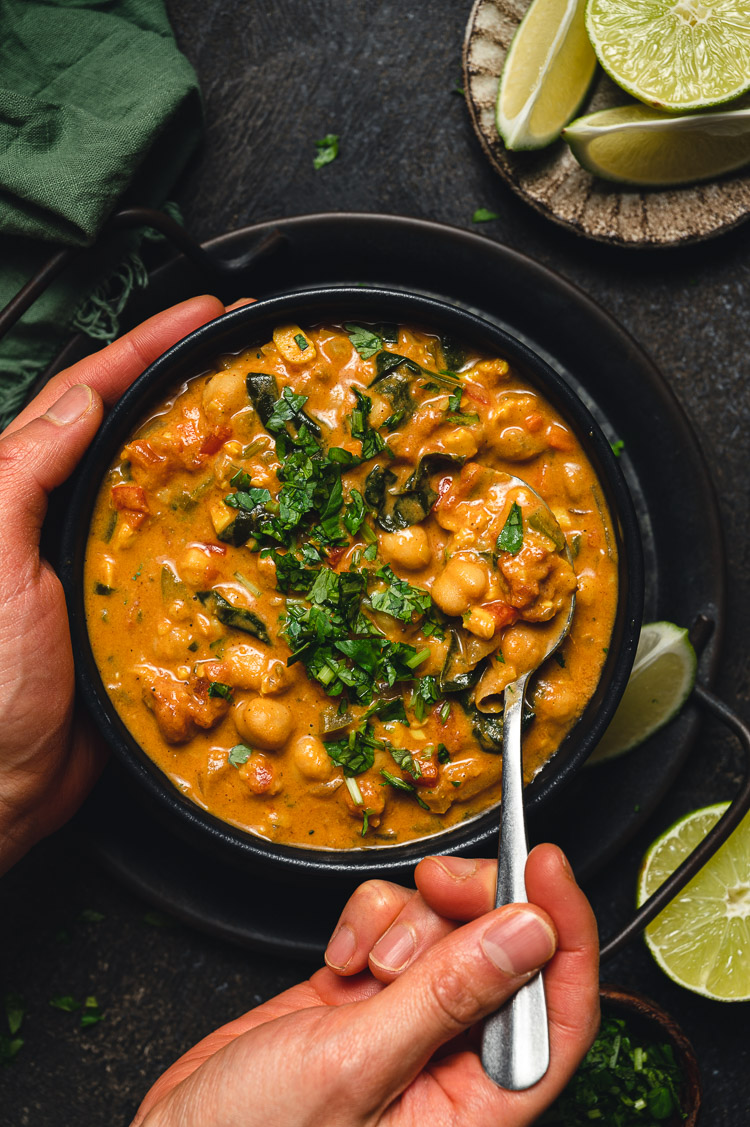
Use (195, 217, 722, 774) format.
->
(2, 2, 749, 1123)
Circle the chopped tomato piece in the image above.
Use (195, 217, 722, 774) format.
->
(462, 381, 490, 407)
(545, 423, 575, 452)
(126, 440, 166, 468)
(413, 754, 439, 786)
(432, 475, 454, 510)
(199, 426, 232, 456)
(524, 413, 544, 433)
(326, 545, 346, 567)
(482, 600, 519, 630)
(111, 483, 149, 513)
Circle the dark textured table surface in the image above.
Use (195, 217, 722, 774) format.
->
(3, 2, 750, 1123)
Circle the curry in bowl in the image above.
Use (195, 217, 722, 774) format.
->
(84, 322, 617, 849)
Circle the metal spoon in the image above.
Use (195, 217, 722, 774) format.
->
(479, 481, 576, 1091)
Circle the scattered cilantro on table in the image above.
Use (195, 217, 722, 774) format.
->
(313, 133, 339, 169)
(472, 208, 500, 222)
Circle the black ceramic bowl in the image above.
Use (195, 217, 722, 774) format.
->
(60, 287, 644, 884)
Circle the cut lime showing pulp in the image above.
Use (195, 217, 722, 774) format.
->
(638, 804, 750, 1001)
(563, 103, 750, 186)
(496, 0, 597, 150)
(589, 621, 696, 764)
(586, 0, 750, 112)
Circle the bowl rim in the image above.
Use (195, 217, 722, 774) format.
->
(60, 286, 644, 880)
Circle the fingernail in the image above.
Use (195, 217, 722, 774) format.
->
(325, 923, 356, 970)
(430, 856, 479, 880)
(370, 922, 416, 973)
(482, 909, 556, 976)
(45, 385, 93, 425)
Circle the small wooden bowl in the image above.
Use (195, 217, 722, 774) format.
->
(599, 984, 702, 1127)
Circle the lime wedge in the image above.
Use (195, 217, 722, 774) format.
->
(638, 803, 750, 1001)
(496, 0, 597, 150)
(588, 621, 696, 764)
(586, 0, 750, 112)
(563, 103, 750, 186)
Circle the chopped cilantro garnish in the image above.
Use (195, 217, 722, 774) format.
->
(496, 502, 524, 556)
(5, 994, 24, 1036)
(343, 489, 367, 536)
(313, 133, 339, 169)
(380, 769, 430, 810)
(208, 681, 233, 701)
(350, 387, 385, 460)
(437, 743, 451, 764)
(326, 724, 377, 776)
(411, 674, 440, 721)
(546, 1016, 685, 1126)
(390, 745, 422, 780)
(80, 997, 103, 1029)
(447, 387, 463, 412)
(495, 649, 505, 664)
(370, 564, 432, 623)
(473, 208, 500, 222)
(50, 995, 80, 1013)
(447, 412, 480, 426)
(611, 439, 625, 457)
(228, 745, 253, 767)
(293, 333, 308, 352)
(344, 323, 383, 359)
(439, 700, 451, 723)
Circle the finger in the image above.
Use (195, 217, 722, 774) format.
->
(3, 295, 225, 437)
(336, 902, 557, 1116)
(415, 855, 498, 920)
(0, 385, 103, 569)
(525, 843, 600, 1057)
(324, 878, 414, 974)
(367, 891, 457, 982)
(402, 847, 599, 1127)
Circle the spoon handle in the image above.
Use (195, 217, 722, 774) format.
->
(480, 674, 550, 1090)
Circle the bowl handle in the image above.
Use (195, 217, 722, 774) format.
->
(600, 683, 750, 962)
(0, 207, 288, 347)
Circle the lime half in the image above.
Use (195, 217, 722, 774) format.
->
(586, 0, 750, 112)
(563, 103, 750, 186)
(638, 804, 750, 1001)
(497, 0, 597, 150)
(589, 621, 696, 764)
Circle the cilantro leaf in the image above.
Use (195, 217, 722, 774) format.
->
(313, 133, 339, 169)
(370, 565, 432, 623)
(228, 744, 253, 766)
(390, 745, 422, 780)
(496, 502, 524, 556)
(50, 996, 80, 1013)
(5, 994, 24, 1036)
(326, 726, 376, 776)
(472, 208, 500, 222)
(208, 681, 233, 701)
(343, 489, 367, 536)
(345, 323, 383, 360)
(380, 769, 430, 810)
(350, 387, 385, 460)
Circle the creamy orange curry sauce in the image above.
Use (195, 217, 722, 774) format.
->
(85, 322, 618, 848)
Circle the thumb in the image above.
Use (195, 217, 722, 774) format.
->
(343, 903, 557, 1112)
(0, 384, 103, 566)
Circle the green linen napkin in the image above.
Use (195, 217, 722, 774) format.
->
(0, 0, 203, 426)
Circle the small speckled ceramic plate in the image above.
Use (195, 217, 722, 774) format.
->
(463, 0, 750, 247)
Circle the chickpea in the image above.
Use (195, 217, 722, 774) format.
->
(494, 425, 546, 461)
(234, 697, 294, 750)
(431, 556, 488, 617)
(379, 526, 431, 570)
(178, 546, 218, 588)
(202, 370, 248, 422)
(451, 558, 487, 600)
(292, 736, 332, 781)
